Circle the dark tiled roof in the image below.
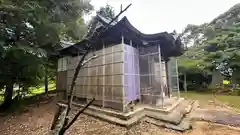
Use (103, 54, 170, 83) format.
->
(59, 14, 184, 57)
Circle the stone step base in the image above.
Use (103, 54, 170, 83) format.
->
(62, 98, 194, 132)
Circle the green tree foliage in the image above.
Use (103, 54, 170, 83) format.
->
(179, 3, 240, 77)
(86, 4, 116, 39)
(97, 4, 116, 19)
(0, 0, 93, 108)
(178, 3, 240, 90)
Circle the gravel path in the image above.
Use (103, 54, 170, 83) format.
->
(191, 109, 240, 127)
(1, 98, 240, 135)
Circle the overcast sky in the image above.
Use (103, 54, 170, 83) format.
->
(85, 0, 239, 34)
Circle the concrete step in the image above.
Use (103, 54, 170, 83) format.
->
(83, 107, 145, 127)
(71, 102, 145, 121)
(145, 117, 192, 132)
(68, 98, 184, 122)
(144, 100, 194, 132)
(146, 99, 190, 125)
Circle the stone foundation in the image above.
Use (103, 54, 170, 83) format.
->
(61, 98, 193, 131)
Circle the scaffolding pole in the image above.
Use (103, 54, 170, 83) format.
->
(167, 60, 172, 97)
(158, 45, 164, 108)
(121, 35, 126, 112)
(175, 59, 180, 98)
(102, 43, 105, 108)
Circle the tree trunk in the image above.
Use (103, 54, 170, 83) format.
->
(184, 72, 187, 92)
(45, 72, 48, 94)
(0, 81, 14, 110)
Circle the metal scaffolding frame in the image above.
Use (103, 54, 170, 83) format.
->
(167, 58, 180, 98)
(138, 44, 167, 107)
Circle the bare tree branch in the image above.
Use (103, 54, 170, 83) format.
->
(66, 46, 91, 117)
(49, 104, 68, 135)
(60, 98, 95, 133)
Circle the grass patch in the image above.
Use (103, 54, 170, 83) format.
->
(28, 82, 56, 96)
(0, 94, 3, 102)
(0, 82, 56, 104)
(215, 96, 240, 109)
(0, 90, 4, 103)
(0, 82, 56, 114)
(181, 91, 240, 109)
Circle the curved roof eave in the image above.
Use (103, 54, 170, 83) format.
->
(118, 17, 174, 42)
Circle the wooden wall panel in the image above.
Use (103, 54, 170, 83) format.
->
(67, 70, 74, 78)
(98, 76, 104, 85)
(90, 67, 97, 76)
(113, 44, 123, 52)
(105, 75, 113, 85)
(113, 52, 123, 63)
(92, 77, 97, 85)
(113, 75, 123, 86)
(86, 77, 91, 86)
(96, 86, 103, 99)
(105, 54, 112, 64)
(75, 85, 85, 98)
(112, 86, 123, 102)
(75, 77, 84, 85)
(105, 46, 112, 54)
(67, 56, 80, 70)
(67, 44, 125, 111)
(97, 66, 103, 75)
(67, 77, 72, 86)
(105, 65, 112, 75)
(104, 86, 112, 100)
(113, 63, 123, 75)
(56, 71, 67, 91)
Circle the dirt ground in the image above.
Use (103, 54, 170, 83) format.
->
(0, 97, 240, 135)
(196, 99, 240, 113)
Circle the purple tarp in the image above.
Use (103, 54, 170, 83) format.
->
(124, 45, 140, 103)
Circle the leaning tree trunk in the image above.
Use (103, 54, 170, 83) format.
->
(0, 81, 14, 110)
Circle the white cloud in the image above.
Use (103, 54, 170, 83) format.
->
(87, 0, 239, 34)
